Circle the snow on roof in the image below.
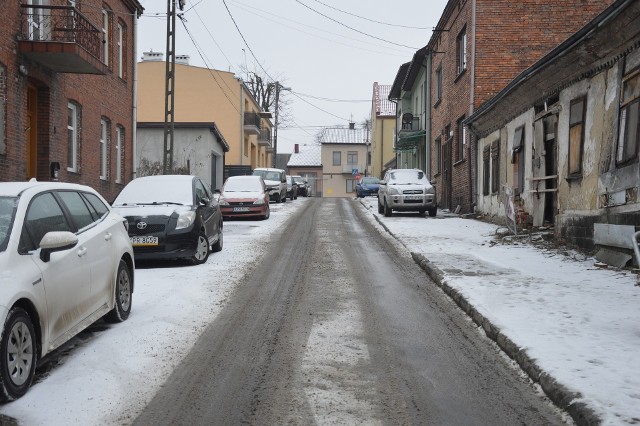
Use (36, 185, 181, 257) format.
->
(319, 127, 368, 145)
(288, 145, 322, 167)
(374, 83, 395, 117)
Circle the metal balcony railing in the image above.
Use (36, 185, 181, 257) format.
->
(258, 129, 272, 145)
(243, 112, 261, 128)
(20, 5, 102, 62)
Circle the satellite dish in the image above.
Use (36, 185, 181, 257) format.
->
(402, 113, 414, 124)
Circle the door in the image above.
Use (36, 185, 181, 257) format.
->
(543, 116, 558, 225)
(442, 139, 452, 210)
(26, 85, 38, 181)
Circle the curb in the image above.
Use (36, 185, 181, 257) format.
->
(360, 201, 602, 425)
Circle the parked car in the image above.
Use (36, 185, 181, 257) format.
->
(218, 176, 270, 220)
(292, 175, 310, 197)
(377, 168, 437, 217)
(286, 175, 298, 200)
(112, 175, 223, 265)
(0, 180, 134, 401)
(251, 168, 287, 203)
(355, 176, 381, 198)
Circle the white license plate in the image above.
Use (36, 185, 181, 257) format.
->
(130, 236, 159, 246)
(233, 207, 250, 212)
(405, 196, 421, 201)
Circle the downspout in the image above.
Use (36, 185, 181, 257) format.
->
(390, 99, 398, 169)
(380, 118, 384, 178)
(424, 51, 432, 179)
(468, 0, 477, 211)
(132, 11, 139, 179)
(240, 84, 244, 169)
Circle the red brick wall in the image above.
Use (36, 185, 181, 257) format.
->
(0, 0, 139, 202)
(429, 0, 615, 213)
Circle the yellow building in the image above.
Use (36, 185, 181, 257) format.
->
(136, 53, 273, 188)
(320, 126, 369, 198)
(370, 82, 396, 179)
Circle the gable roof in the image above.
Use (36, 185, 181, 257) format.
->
(319, 127, 368, 145)
(388, 62, 411, 100)
(287, 145, 322, 167)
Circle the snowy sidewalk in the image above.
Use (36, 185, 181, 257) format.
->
(357, 198, 640, 426)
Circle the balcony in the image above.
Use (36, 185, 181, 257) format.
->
(258, 128, 272, 147)
(243, 112, 261, 136)
(18, 5, 106, 75)
(342, 164, 364, 174)
(397, 115, 425, 151)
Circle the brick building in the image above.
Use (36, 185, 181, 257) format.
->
(0, 0, 143, 202)
(391, 0, 615, 213)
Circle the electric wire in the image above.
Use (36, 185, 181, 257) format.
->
(309, 0, 431, 29)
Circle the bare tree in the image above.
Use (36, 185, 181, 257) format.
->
(238, 63, 292, 127)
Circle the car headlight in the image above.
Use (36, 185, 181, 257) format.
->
(218, 197, 229, 206)
(425, 186, 435, 194)
(176, 211, 196, 230)
(388, 187, 400, 195)
(253, 198, 265, 205)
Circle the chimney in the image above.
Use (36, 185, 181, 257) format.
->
(176, 55, 190, 65)
(142, 51, 163, 62)
(349, 122, 355, 130)
(294, 144, 299, 153)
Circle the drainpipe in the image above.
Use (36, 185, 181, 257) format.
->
(132, 12, 139, 179)
(424, 51, 432, 179)
(468, 0, 477, 211)
(390, 99, 398, 170)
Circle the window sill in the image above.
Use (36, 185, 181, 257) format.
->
(565, 174, 583, 182)
(453, 158, 466, 167)
(454, 68, 467, 83)
(615, 157, 638, 168)
(434, 99, 442, 109)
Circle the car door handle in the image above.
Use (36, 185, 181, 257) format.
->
(104, 232, 112, 241)
(77, 247, 88, 257)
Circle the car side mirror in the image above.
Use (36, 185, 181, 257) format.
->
(199, 197, 210, 206)
(39, 231, 78, 262)
(213, 188, 221, 194)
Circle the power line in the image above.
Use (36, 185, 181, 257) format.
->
(309, 0, 431, 30)
(292, 91, 370, 103)
(293, 0, 418, 50)
(191, 6, 237, 74)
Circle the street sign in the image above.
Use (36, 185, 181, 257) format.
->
(351, 168, 358, 175)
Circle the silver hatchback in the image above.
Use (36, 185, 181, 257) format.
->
(377, 169, 437, 217)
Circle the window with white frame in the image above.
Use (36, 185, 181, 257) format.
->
(617, 70, 640, 165)
(333, 151, 341, 166)
(102, 8, 111, 66)
(67, 102, 79, 172)
(457, 26, 467, 75)
(456, 116, 466, 162)
(100, 118, 109, 180)
(346, 179, 356, 193)
(347, 151, 358, 165)
(115, 125, 123, 183)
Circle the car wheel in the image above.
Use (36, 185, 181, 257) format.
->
(105, 259, 132, 323)
(418, 209, 427, 217)
(383, 199, 392, 217)
(191, 231, 210, 265)
(378, 199, 384, 214)
(212, 224, 223, 252)
(428, 207, 437, 217)
(281, 192, 286, 203)
(0, 307, 36, 401)
(262, 205, 270, 220)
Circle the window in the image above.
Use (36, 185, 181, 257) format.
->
(0, 63, 5, 155)
(568, 97, 586, 177)
(456, 116, 466, 162)
(27, 0, 50, 41)
(115, 125, 124, 183)
(100, 118, 109, 180)
(435, 137, 442, 175)
(347, 151, 358, 165)
(482, 146, 490, 196)
(67, 102, 79, 172)
(435, 65, 443, 103)
(21, 192, 72, 253)
(457, 26, 467, 75)
(491, 141, 500, 194)
(333, 151, 341, 166)
(102, 7, 111, 66)
(512, 126, 525, 194)
(346, 179, 356, 193)
(57, 191, 95, 230)
(117, 21, 126, 79)
(617, 71, 640, 165)
(82, 192, 109, 219)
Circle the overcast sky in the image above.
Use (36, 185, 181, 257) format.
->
(135, 0, 449, 153)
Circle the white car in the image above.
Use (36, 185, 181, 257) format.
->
(0, 181, 134, 401)
(377, 168, 437, 217)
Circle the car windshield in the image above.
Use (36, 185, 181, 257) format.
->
(253, 170, 280, 181)
(113, 178, 193, 206)
(224, 178, 262, 192)
(0, 197, 17, 252)
(388, 170, 427, 184)
(360, 177, 379, 185)
(293, 177, 305, 184)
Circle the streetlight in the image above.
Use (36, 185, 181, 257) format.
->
(272, 82, 290, 168)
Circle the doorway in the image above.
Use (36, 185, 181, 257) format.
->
(26, 84, 38, 180)
(442, 139, 452, 210)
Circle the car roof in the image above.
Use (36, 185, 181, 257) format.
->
(0, 180, 96, 197)
(131, 175, 195, 183)
(253, 167, 284, 172)
(227, 175, 262, 182)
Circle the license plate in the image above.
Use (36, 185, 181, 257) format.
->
(405, 196, 421, 201)
(233, 207, 250, 212)
(130, 236, 158, 246)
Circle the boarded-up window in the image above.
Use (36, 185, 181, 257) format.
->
(568, 97, 586, 177)
(482, 146, 490, 195)
(491, 140, 500, 194)
(512, 126, 525, 194)
(617, 72, 640, 165)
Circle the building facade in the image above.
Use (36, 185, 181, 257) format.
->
(370, 82, 395, 179)
(319, 126, 368, 198)
(1, 0, 143, 201)
(136, 54, 273, 184)
(287, 144, 322, 197)
(467, 0, 640, 259)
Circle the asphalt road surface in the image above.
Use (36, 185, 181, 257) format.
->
(133, 198, 567, 426)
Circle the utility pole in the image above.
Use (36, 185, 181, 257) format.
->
(162, 0, 185, 174)
(272, 81, 290, 168)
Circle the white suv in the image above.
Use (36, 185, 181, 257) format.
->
(252, 168, 287, 203)
(377, 168, 437, 217)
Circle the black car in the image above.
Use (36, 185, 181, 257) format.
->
(286, 175, 298, 200)
(292, 175, 309, 197)
(112, 175, 223, 264)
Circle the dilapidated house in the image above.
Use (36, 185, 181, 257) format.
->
(466, 0, 640, 264)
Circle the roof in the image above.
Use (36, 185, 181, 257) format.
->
(374, 83, 395, 117)
(388, 62, 411, 100)
(465, 0, 640, 137)
(318, 127, 368, 145)
(287, 145, 322, 167)
(137, 122, 230, 152)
